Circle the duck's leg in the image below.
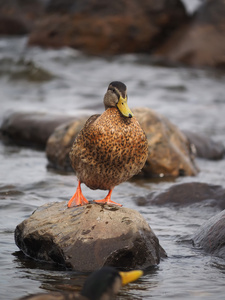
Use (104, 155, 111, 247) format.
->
(68, 181, 89, 207)
(94, 189, 122, 207)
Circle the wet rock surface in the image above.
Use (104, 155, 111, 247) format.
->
(15, 202, 166, 271)
(183, 130, 225, 160)
(154, 0, 225, 68)
(0, 112, 80, 149)
(136, 182, 225, 209)
(46, 117, 88, 170)
(134, 108, 198, 177)
(192, 210, 225, 259)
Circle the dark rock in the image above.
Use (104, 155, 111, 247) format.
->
(0, 16, 28, 35)
(192, 210, 225, 259)
(28, 0, 188, 55)
(154, 0, 225, 68)
(0, 0, 46, 35)
(0, 112, 81, 149)
(15, 202, 166, 271)
(182, 130, 225, 160)
(136, 182, 225, 209)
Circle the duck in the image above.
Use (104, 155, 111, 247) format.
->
(19, 266, 143, 300)
(68, 81, 148, 207)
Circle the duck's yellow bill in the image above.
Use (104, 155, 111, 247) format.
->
(117, 96, 134, 118)
(119, 270, 143, 286)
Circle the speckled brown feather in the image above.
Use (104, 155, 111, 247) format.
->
(69, 107, 148, 190)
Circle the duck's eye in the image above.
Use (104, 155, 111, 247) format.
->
(112, 88, 115, 93)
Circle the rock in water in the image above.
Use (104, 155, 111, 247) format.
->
(136, 182, 225, 209)
(182, 130, 225, 160)
(133, 108, 198, 177)
(46, 107, 198, 176)
(15, 202, 166, 271)
(28, 0, 188, 55)
(154, 0, 225, 68)
(1, 112, 80, 149)
(192, 210, 225, 259)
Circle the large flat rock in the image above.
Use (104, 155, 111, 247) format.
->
(15, 202, 166, 271)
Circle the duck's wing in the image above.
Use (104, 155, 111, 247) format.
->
(83, 114, 101, 129)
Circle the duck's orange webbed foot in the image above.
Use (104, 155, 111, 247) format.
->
(94, 189, 122, 207)
(68, 181, 89, 207)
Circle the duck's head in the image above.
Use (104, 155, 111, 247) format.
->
(104, 81, 134, 118)
(81, 266, 143, 300)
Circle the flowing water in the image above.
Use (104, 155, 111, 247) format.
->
(0, 36, 225, 300)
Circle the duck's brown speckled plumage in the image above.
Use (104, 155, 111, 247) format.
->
(70, 107, 148, 191)
(68, 81, 148, 207)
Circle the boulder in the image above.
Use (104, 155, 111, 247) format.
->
(192, 210, 225, 259)
(15, 202, 166, 271)
(154, 0, 225, 68)
(183, 130, 225, 160)
(46, 108, 198, 176)
(136, 182, 225, 209)
(28, 0, 188, 55)
(0, 16, 28, 35)
(0, 112, 82, 149)
(0, 0, 46, 35)
(46, 117, 88, 170)
(134, 108, 198, 177)
(1, 109, 198, 177)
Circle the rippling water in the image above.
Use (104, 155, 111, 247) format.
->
(0, 37, 225, 300)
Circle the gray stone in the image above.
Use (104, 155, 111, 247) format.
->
(136, 182, 225, 209)
(192, 210, 225, 259)
(183, 130, 225, 160)
(15, 202, 166, 271)
(1, 112, 83, 149)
